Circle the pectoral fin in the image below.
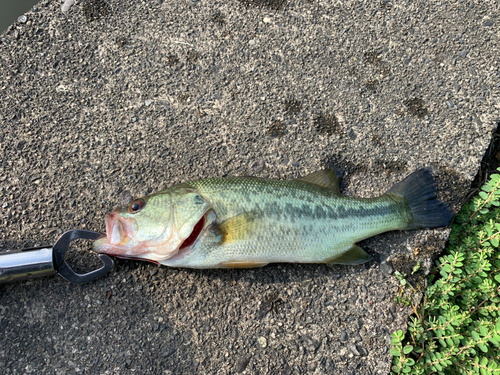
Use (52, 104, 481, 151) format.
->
(324, 245, 371, 265)
(298, 169, 342, 194)
(217, 212, 259, 245)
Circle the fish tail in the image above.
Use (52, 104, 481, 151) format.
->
(387, 168, 454, 230)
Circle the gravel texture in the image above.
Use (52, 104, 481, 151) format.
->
(0, 0, 499, 374)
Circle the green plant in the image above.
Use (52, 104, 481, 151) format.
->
(391, 169, 500, 374)
(394, 270, 418, 307)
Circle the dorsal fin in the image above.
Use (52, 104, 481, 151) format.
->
(297, 170, 342, 194)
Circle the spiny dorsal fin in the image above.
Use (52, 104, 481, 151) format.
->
(217, 212, 258, 245)
(323, 245, 371, 265)
(298, 169, 342, 194)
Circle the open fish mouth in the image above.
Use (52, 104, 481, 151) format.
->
(93, 213, 137, 253)
(106, 212, 135, 246)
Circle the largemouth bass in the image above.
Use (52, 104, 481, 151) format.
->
(94, 168, 453, 268)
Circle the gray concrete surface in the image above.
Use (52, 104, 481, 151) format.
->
(0, 0, 499, 373)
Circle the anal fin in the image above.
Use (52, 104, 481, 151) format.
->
(323, 245, 371, 265)
(219, 261, 269, 269)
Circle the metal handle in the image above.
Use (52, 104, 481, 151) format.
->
(0, 230, 114, 284)
(0, 246, 57, 283)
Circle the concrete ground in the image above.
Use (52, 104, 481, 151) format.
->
(0, 0, 498, 373)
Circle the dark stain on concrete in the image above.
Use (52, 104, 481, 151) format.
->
(314, 113, 342, 136)
(372, 160, 408, 175)
(322, 155, 357, 178)
(116, 36, 130, 48)
(404, 97, 428, 118)
(82, 0, 110, 22)
(380, 0, 393, 9)
(267, 120, 286, 138)
(365, 79, 380, 91)
(364, 51, 381, 64)
(238, 0, 288, 10)
(370, 132, 384, 147)
(378, 63, 391, 76)
(166, 54, 180, 67)
(211, 11, 226, 26)
(186, 51, 200, 63)
(364, 51, 390, 75)
(284, 99, 302, 114)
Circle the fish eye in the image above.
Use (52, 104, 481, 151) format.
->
(128, 199, 146, 213)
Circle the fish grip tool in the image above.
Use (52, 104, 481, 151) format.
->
(0, 229, 114, 284)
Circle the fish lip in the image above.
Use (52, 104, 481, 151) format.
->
(105, 212, 116, 242)
(105, 212, 135, 246)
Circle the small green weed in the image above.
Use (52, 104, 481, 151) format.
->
(391, 169, 500, 374)
(394, 270, 418, 307)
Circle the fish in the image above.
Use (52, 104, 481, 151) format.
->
(93, 168, 453, 268)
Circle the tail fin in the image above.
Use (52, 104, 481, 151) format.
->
(387, 168, 454, 230)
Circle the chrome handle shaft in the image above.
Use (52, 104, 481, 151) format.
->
(0, 247, 57, 283)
